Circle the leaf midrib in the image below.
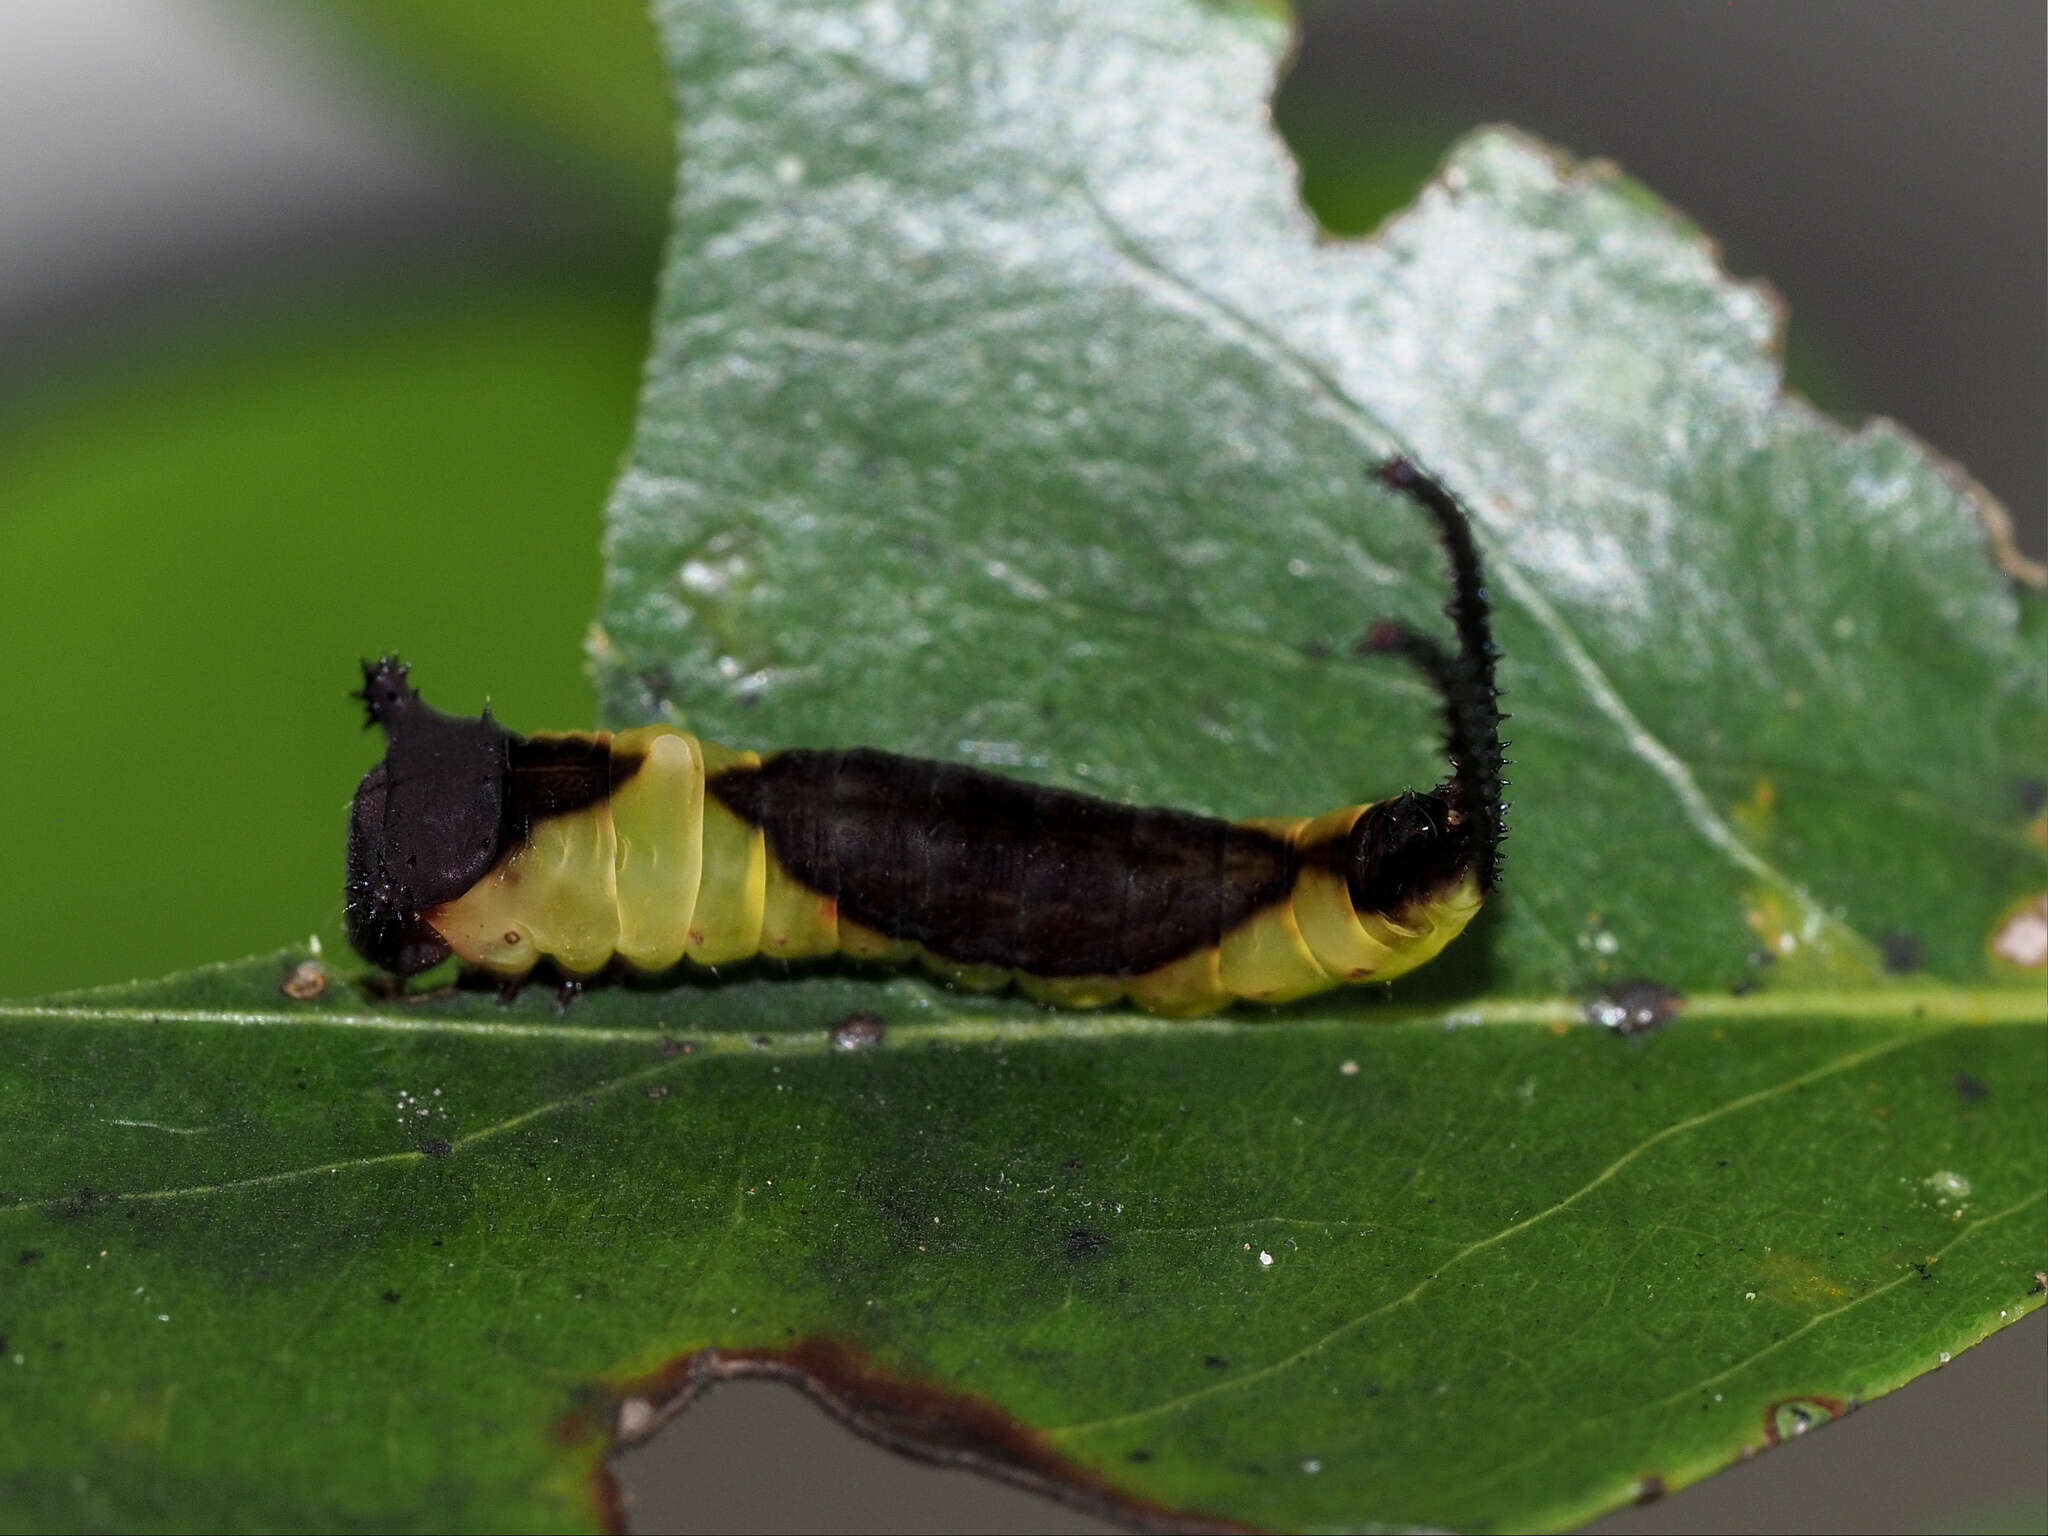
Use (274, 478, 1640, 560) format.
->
(4, 980, 2039, 1049)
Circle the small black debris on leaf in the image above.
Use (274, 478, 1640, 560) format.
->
(1879, 929, 1923, 974)
(17, 1249, 42, 1266)
(1126, 1448, 1154, 1464)
(418, 1137, 453, 1159)
(1063, 1229, 1109, 1262)
(53, 1188, 99, 1220)
(1203, 1354, 1229, 1370)
(1634, 1476, 1667, 1505)
(2015, 777, 2047, 816)
(1953, 1073, 1990, 1103)
(382, 1290, 402, 1304)
(1586, 979, 1683, 1035)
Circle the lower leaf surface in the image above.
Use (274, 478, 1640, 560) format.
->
(4, 956, 2039, 1532)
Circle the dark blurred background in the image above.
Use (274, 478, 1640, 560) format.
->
(1, 2, 2039, 1531)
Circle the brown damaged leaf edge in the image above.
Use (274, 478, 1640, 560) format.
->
(1761, 1394, 1849, 1447)
(575, 1338, 1257, 1534)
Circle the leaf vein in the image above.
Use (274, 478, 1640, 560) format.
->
(1045, 1031, 1927, 1438)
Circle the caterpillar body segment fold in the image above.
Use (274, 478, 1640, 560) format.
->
(344, 459, 1506, 1015)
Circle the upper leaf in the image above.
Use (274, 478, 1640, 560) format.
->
(598, 0, 2044, 1005)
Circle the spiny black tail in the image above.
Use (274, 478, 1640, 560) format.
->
(1361, 457, 1508, 892)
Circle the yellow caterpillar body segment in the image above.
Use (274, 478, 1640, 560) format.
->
(422, 727, 1483, 1015)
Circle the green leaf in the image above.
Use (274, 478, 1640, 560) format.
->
(4, 4, 2042, 1534)
(4, 960, 2041, 1532)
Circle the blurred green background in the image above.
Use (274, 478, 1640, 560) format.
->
(0, 3, 2039, 1530)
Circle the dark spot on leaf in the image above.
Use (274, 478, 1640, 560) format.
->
(1879, 929, 1923, 974)
(646, 1085, 671, 1101)
(830, 1010, 886, 1051)
(1203, 1354, 1229, 1371)
(52, 1188, 98, 1220)
(2015, 776, 2047, 816)
(1634, 1475, 1667, 1505)
(382, 1290, 401, 1304)
(1302, 637, 1332, 660)
(658, 1035, 689, 1057)
(1764, 1396, 1847, 1444)
(1061, 1157, 1083, 1172)
(0, 1335, 7, 1355)
(1586, 979, 1683, 1035)
(1064, 1229, 1109, 1262)
(1953, 1072, 1990, 1103)
(418, 1138, 452, 1159)
(1127, 1448, 1154, 1463)
(752, 1035, 772, 1049)
(17, 1249, 42, 1266)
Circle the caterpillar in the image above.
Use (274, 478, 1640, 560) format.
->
(345, 458, 1505, 1016)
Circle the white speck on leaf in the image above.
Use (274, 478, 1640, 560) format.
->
(617, 1398, 656, 1441)
(1991, 895, 2047, 968)
(1923, 1170, 1972, 1203)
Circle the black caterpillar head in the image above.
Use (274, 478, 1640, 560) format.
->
(345, 658, 511, 975)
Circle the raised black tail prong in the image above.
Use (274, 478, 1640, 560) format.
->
(1365, 458, 1508, 892)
